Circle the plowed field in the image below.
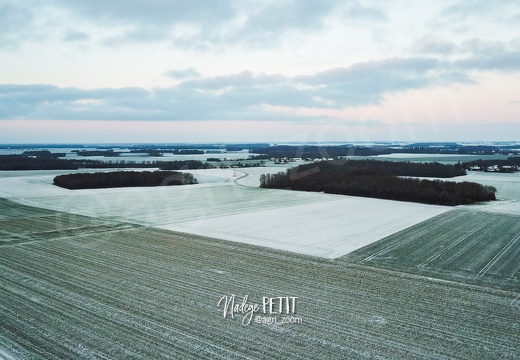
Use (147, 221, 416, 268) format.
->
(1, 199, 519, 359)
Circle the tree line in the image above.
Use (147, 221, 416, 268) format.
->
(282, 159, 465, 178)
(0, 155, 214, 171)
(53, 171, 198, 190)
(75, 150, 121, 157)
(72, 159, 213, 170)
(249, 145, 389, 159)
(21, 150, 66, 158)
(259, 160, 496, 206)
(0, 155, 77, 170)
(157, 160, 214, 170)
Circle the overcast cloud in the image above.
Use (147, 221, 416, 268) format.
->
(1, 0, 519, 142)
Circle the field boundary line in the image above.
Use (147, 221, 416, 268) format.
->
(362, 211, 464, 262)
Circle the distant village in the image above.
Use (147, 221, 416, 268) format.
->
(468, 164, 519, 173)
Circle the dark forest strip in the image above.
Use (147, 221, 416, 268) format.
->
(260, 160, 496, 206)
(53, 171, 198, 190)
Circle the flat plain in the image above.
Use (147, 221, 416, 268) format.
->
(1, 198, 519, 359)
(0, 168, 450, 258)
(1, 165, 520, 358)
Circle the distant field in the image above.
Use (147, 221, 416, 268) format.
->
(0, 197, 133, 246)
(1, 198, 519, 359)
(372, 153, 512, 164)
(0, 169, 450, 258)
(344, 210, 520, 290)
(2, 164, 520, 357)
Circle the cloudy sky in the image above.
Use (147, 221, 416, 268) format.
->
(1, 0, 519, 144)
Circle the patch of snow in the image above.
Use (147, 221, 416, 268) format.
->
(0, 169, 451, 259)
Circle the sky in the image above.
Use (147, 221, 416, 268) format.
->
(1, 0, 519, 144)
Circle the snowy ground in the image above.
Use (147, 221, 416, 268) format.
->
(11, 165, 520, 257)
(372, 153, 511, 163)
(0, 167, 453, 258)
(403, 171, 520, 215)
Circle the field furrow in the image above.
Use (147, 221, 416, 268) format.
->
(1, 199, 519, 359)
(1, 166, 520, 360)
(418, 216, 497, 269)
(478, 233, 520, 277)
(362, 210, 466, 262)
(346, 210, 520, 289)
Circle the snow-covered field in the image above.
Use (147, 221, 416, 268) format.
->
(2, 153, 518, 358)
(368, 153, 511, 164)
(398, 171, 520, 214)
(2, 199, 517, 358)
(377, 153, 476, 159)
(443, 172, 520, 215)
(0, 167, 451, 258)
